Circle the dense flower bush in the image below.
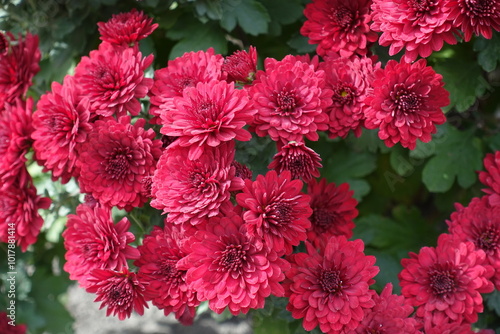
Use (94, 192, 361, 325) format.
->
(1, 1, 500, 333)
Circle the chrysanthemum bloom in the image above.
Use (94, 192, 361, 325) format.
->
(148, 48, 224, 123)
(222, 46, 257, 84)
(478, 151, 500, 205)
(399, 233, 494, 328)
(0, 169, 51, 252)
(0, 32, 40, 107)
(447, 196, 500, 289)
(97, 8, 158, 46)
(268, 141, 322, 182)
(446, 0, 500, 41)
(232, 161, 253, 180)
(0, 32, 7, 56)
(74, 41, 153, 118)
(0, 311, 27, 334)
(306, 178, 358, 249)
(177, 209, 290, 315)
(151, 141, 243, 226)
(62, 204, 140, 288)
(159, 79, 256, 160)
(32, 75, 92, 184)
(134, 225, 199, 325)
(283, 237, 379, 333)
(354, 283, 421, 333)
(364, 59, 448, 150)
(86, 268, 148, 320)
(423, 321, 474, 334)
(319, 56, 378, 139)
(249, 55, 332, 143)
(236, 170, 312, 256)
(300, 0, 378, 58)
(371, 0, 458, 62)
(76, 116, 162, 211)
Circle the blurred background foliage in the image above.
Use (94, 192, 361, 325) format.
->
(1, 0, 500, 333)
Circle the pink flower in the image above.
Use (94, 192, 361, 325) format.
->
(159, 79, 256, 160)
(249, 55, 332, 143)
(479, 151, 500, 205)
(76, 116, 162, 211)
(300, 0, 378, 58)
(32, 75, 92, 184)
(364, 59, 448, 150)
(62, 204, 140, 288)
(177, 209, 290, 315)
(97, 8, 158, 46)
(236, 170, 312, 256)
(74, 41, 153, 118)
(283, 236, 379, 333)
(222, 46, 258, 84)
(399, 233, 494, 328)
(85, 268, 148, 320)
(371, 0, 458, 62)
(446, 0, 500, 41)
(268, 141, 322, 182)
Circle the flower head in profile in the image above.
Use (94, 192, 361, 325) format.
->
(236, 170, 312, 256)
(446, 0, 500, 41)
(86, 268, 148, 320)
(97, 8, 158, 46)
(300, 0, 378, 58)
(364, 59, 448, 150)
(62, 204, 140, 288)
(74, 41, 153, 118)
(76, 116, 162, 211)
(268, 141, 322, 182)
(283, 236, 379, 333)
(32, 75, 92, 184)
(479, 151, 500, 205)
(222, 46, 258, 84)
(177, 208, 290, 315)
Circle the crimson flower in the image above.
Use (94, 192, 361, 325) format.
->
(249, 55, 332, 143)
(283, 236, 379, 333)
(76, 116, 162, 211)
(268, 141, 322, 182)
(399, 233, 494, 328)
(97, 8, 158, 46)
(62, 204, 140, 288)
(236, 170, 312, 256)
(300, 0, 378, 58)
(222, 46, 257, 84)
(177, 209, 290, 315)
(446, 0, 500, 41)
(479, 151, 500, 205)
(0, 312, 27, 334)
(32, 75, 92, 184)
(159, 79, 256, 160)
(371, 0, 458, 62)
(0, 32, 7, 56)
(74, 41, 153, 118)
(134, 225, 199, 325)
(364, 59, 448, 150)
(85, 268, 148, 320)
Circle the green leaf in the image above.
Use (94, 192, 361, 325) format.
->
(221, 0, 270, 35)
(287, 33, 317, 54)
(421, 125, 482, 192)
(474, 32, 500, 72)
(365, 249, 402, 294)
(485, 290, 500, 317)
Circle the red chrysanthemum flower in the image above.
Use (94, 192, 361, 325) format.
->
(354, 283, 421, 333)
(0, 311, 27, 334)
(446, 0, 500, 41)
(399, 233, 494, 328)
(0, 168, 51, 252)
(447, 195, 500, 289)
(134, 225, 199, 325)
(177, 209, 290, 315)
(364, 59, 448, 150)
(236, 170, 312, 256)
(423, 321, 473, 334)
(97, 8, 158, 46)
(74, 41, 153, 118)
(479, 151, 500, 205)
(151, 141, 243, 227)
(283, 236, 379, 333)
(85, 268, 148, 320)
(300, 0, 378, 58)
(62, 204, 140, 288)
(371, 0, 458, 62)
(268, 141, 322, 182)
(306, 178, 358, 249)
(232, 161, 253, 180)
(0, 32, 7, 56)
(222, 46, 258, 84)
(159, 79, 256, 160)
(0, 32, 40, 108)
(249, 55, 332, 143)
(319, 56, 379, 139)
(148, 48, 224, 123)
(32, 75, 92, 184)
(76, 116, 162, 211)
